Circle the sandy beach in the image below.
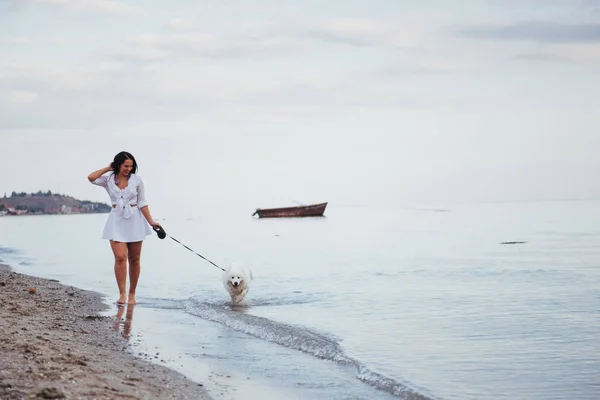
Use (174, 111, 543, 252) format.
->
(0, 264, 211, 400)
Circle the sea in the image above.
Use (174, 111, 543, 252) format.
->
(1, 200, 599, 400)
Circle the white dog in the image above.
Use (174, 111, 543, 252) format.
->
(222, 262, 253, 305)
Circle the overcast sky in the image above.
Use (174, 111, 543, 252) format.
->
(1, 0, 599, 214)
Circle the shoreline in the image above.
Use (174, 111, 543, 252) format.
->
(0, 263, 211, 400)
(0, 212, 109, 218)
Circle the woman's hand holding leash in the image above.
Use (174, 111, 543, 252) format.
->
(152, 225, 166, 239)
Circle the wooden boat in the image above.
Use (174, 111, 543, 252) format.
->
(252, 202, 327, 218)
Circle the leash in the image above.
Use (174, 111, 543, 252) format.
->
(153, 226, 226, 272)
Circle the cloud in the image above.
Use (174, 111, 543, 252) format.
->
(458, 21, 600, 44)
(0, 59, 103, 90)
(114, 31, 324, 62)
(6, 90, 39, 104)
(0, 0, 17, 10)
(0, 1, 22, 19)
(0, 36, 90, 45)
(0, 55, 312, 128)
(305, 18, 421, 48)
(113, 43, 169, 63)
(0, 36, 31, 44)
(113, 17, 425, 64)
(26, 0, 140, 15)
(168, 18, 194, 30)
(11, 11, 597, 132)
(512, 53, 570, 63)
(383, 59, 475, 76)
(0, 60, 164, 128)
(582, 0, 600, 13)
(547, 43, 600, 64)
(0, 47, 448, 130)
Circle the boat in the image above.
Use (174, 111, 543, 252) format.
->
(252, 202, 327, 218)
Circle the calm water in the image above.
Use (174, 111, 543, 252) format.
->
(1, 200, 599, 400)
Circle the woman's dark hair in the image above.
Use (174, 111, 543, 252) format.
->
(111, 151, 138, 175)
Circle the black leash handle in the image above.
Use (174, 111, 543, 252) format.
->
(153, 226, 225, 272)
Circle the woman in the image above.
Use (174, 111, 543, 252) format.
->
(87, 151, 161, 306)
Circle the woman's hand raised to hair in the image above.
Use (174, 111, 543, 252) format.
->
(88, 164, 114, 182)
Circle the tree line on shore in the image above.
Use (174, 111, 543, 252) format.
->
(0, 191, 111, 215)
(4, 190, 55, 198)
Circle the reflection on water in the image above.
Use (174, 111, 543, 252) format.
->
(228, 303, 250, 313)
(113, 304, 135, 340)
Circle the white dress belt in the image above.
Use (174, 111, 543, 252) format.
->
(113, 199, 137, 219)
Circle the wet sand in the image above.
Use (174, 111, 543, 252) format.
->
(0, 264, 211, 400)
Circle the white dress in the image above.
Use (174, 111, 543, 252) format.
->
(92, 173, 152, 242)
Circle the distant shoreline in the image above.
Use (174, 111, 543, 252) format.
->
(0, 212, 108, 218)
(0, 191, 111, 217)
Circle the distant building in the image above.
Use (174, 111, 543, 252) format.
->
(7, 208, 27, 216)
(81, 204, 97, 212)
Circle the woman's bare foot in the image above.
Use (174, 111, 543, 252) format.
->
(127, 293, 136, 305)
(117, 293, 127, 305)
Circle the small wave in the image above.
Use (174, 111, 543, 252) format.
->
(189, 289, 321, 308)
(357, 367, 433, 400)
(184, 299, 435, 399)
(247, 294, 319, 307)
(0, 246, 34, 268)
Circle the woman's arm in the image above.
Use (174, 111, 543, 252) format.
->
(136, 178, 160, 228)
(140, 206, 160, 228)
(88, 164, 113, 183)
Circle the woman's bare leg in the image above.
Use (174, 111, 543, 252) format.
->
(110, 241, 128, 304)
(127, 241, 143, 305)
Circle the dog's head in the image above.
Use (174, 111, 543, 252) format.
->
(223, 262, 250, 288)
(227, 273, 246, 287)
